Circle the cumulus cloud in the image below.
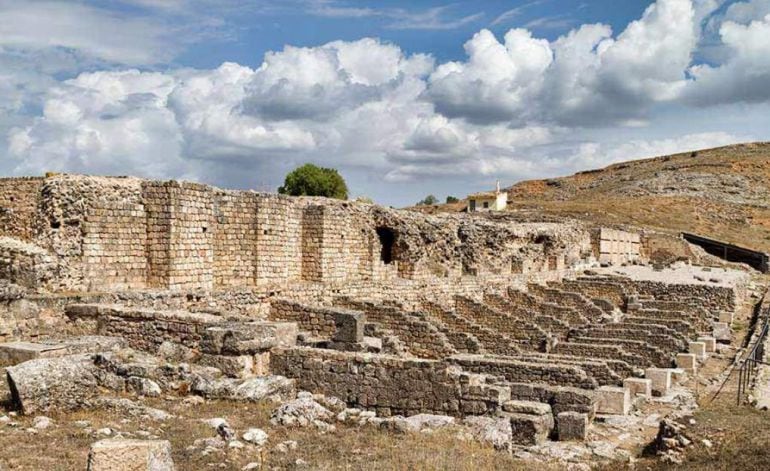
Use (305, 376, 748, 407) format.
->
(427, 0, 698, 126)
(7, 70, 185, 177)
(685, 1, 770, 105)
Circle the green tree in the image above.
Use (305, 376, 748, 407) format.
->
(417, 194, 438, 206)
(446, 196, 459, 204)
(278, 164, 348, 199)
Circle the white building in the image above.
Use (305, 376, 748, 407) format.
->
(467, 181, 508, 212)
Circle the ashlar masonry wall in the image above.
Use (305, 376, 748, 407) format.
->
(0, 174, 597, 293)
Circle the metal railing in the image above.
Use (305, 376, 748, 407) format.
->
(737, 312, 770, 405)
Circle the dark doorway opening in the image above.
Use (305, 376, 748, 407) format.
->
(376, 227, 395, 264)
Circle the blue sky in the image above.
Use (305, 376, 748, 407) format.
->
(1, 0, 769, 206)
(172, 1, 656, 68)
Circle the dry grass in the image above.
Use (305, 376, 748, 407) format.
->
(0, 397, 550, 471)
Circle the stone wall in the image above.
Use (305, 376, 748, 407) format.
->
(447, 354, 598, 389)
(0, 177, 44, 241)
(65, 304, 224, 352)
(270, 347, 511, 417)
(0, 237, 57, 289)
(268, 299, 342, 339)
(593, 227, 641, 265)
(0, 174, 597, 294)
(213, 190, 258, 288)
(255, 195, 304, 285)
(82, 201, 147, 291)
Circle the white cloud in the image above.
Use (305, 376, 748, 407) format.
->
(0, 1, 183, 65)
(425, 0, 700, 127)
(685, 4, 770, 105)
(7, 70, 184, 177)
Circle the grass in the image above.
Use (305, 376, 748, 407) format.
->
(0, 397, 552, 471)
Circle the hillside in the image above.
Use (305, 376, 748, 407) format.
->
(506, 142, 770, 252)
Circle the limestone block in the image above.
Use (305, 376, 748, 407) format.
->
(202, 322, 297, 355)
(199, 354, 254, 378)
(332, 310, 365, 343)
(595, 386, 630, 415)
(623, 378, 652, 398)
(502, 400, 552, 416)
(0, 342, 68, 367)
(718, 310, 733, 324)
(670, 368, 687, 382)
(712, 322, 732, 343)
(689, 341, 707, 360)
(508, 412, 553, 445)
(87, 439, 174, 471)
(676, 353, 697, 374)
(253, 352, 270, 376)
(697, 336, 716, 353)
(645, 368, 672, 396)
(5, 354, 113, 415)
(556, 411, 589, 441)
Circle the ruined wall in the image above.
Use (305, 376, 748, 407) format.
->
(271, 347, 511, 417)
(447, 355, 598, 389)
(255, 195, 304, 285)
(82, 201, 147, 291)
(65, 304, 224, 352)
(0, 174, 596, 294)
(0, 237, 57, 289)
(143, 181, 214, 291)
(305, 204, 374, 283)
(268, 299, 340, 339)
(593, 227, 641, 265)
(213, 191, 258, 288)
(0, 177, 44, 241)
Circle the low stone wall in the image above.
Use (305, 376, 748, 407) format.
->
(454, 296, 548, 347)
(65, 304, 226, 352)
(552, 342, 642, 369)
(0, 237, 57, 289)
(270, 347, 511, 417)
(506, 382, 596, 416)
(569, 336, 670, 367)
(334, 298, 457, 359)
(420, 302, 522, 356)
(268, 299, 341, 339)
(447, 354, 598, 390)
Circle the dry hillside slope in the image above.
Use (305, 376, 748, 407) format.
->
(506, 142, 770, 252)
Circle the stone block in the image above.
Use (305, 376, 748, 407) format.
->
(508, 412, 553, 445)
(556, 411, 589, 441)
(697, 336, 716, 353)
(676, 353, 697, 374)
(689, 341, 707, 360)
(670, 368, 687, 382)
(332, 310, 365, 343)
(202, 322, 297, 355)
(87, 439, 174, 471)
(0, 342, 68, 367)
(595, 386, 630, 415)
(645, 368, 672, 396)
(718, 310, 733, 324)
(712, 322, 732, 343)
(502, 400, 552, 416)
(199, 354, 254, 378)
(623, 378, 652, 398)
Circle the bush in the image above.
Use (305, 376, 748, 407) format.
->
(446, 196, 459, 204)
(278, 164, 348, 199)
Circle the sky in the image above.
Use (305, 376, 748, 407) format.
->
(1, 0, 770, 206)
